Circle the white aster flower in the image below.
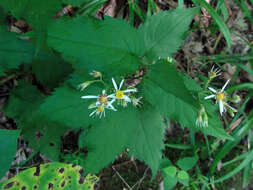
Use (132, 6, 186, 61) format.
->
(108, 78, 137, 102)
(88, 99, 116, 118)
(205, 79, 235, 116)
(81, 90, 110, 105)
(208, 65, 221, 79)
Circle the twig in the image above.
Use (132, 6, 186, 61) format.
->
(0, 74, 16, 85)
(112, 166, 132, 190)
(132, 167, 149, 190)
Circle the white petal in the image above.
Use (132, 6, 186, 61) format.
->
(219, 100, 224, 115)
(81, 95, 98, 99)
(221, 79, 230, 92)
(124, 88, 137, 93)
(107, 94, 116, 99)
(99, 111, 103, 118)
(205, 95, 216, 100)
(208, 87, 217, 93)
(119, 79, 124, 90)
(89, 110, 96, 117)
(102, 90, 106, 94)
(211, 65, 214, 72)
(123, 95, 131, 102)
(112, 78, 118, 90)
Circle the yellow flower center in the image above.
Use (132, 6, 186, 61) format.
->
(99, 94, 107, 104)
(217, 92, 225, 101)
(115, 90, 124, 99)
(209, 72, 216, 78)
(97, 106, 104, 112)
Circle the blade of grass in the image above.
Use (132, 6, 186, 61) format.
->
(214, 149, 253, 183)
(210, 117, 253, 174)
(165, 144, 193, 150)
(195, 0, 231, 49)
(227, 83, 253, 93)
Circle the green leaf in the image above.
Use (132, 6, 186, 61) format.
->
(196, 0, 231, 49)
(143, 62, 232, 139)
(4, 81, 45, 123)
(128, 105, 165, 175)
(0, 29, 34, 76)
(0, 129, 20, 179)
(32, 50, 73, 88)
(143, 61, 198, 127)
(38, 83, 103, 129)
(79, 105, 165, 176)
(163, 175, 178, 190)
(0, 162, 98, 190)
(4, 81, 67, 160)
(48, 16, 143, 76)
(79, 106, 139, 174)
(62, 0, 88, 6)
(139, 8, 198, 62)
(177, 170, 189, 186)
(162, 166, 178, 190)
(0, 0, 62, 51)
(176, 157, 198, 171)
(163, 166, 177, 177)
(143, 61, 197, 108)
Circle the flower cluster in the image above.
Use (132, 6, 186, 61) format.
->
(81, 78, 139, 118)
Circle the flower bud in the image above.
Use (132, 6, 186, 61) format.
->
(78, 81, 93, 91)
(90, 70, 102, 78)
(231, 94, 241, 104)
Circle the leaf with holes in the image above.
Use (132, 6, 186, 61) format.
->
(0, 162, 99, 190)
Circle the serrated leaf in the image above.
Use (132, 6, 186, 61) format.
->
(144, 61, 197, 107)
(48, 16, 143, 76)
(0, 129, 20, 179)
(3, 82, 67, 160)
(176, 157, 198, 171)
(128, 105, 165, 175)
(0, 29, 34, 76)
(139, 8, 198, 62)
(79, 106, 139, 174)
(0, 0, 62, 51)
(0, 162, 98, 190)
(32, 50, 72, 88)
(79, 105, 165, 176)
(143, 62, 232, 139)
(143, 61, 198, 126)
(38, 83, 103, 129)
